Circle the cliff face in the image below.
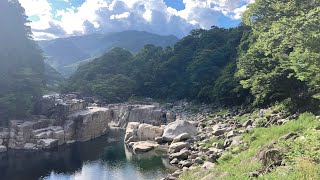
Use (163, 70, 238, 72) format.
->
(0, 94, 173, 151)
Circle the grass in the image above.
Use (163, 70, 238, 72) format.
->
(179, 112, 320, 180)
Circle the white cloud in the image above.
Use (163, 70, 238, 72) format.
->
(19, 0, 254, 40)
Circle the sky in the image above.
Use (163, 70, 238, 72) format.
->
(18, 0, 255, 40)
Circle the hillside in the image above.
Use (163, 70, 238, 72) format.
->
(63, 27, 244, 103)
(38, 31, 179, 77)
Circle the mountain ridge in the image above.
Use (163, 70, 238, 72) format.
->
(38, 30, 179, 77)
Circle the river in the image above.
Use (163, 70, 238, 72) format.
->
(0, 130, 174, 180)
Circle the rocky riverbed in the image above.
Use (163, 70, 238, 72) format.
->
(122, 105, 298, 180)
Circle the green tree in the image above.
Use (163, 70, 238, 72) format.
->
(237, 0, 319, 107)
(0, 0, 45, 123)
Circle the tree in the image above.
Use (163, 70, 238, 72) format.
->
(237, 0, 320, 107)
(0, 0, 45, 123)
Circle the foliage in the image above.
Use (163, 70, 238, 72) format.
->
(0, 0, 45, 124)
(66, 27, 245, 104)
(237, 0, 320, 108)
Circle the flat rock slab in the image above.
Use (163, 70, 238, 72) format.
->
(132, 141, 159, 153)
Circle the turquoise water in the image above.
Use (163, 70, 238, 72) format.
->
(0, 130, 172, 180)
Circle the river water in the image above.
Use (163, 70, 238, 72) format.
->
(0, 130, 173, 180)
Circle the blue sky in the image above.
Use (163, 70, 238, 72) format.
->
(19, 0, 253, 40)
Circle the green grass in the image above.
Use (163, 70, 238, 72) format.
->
(179, 112, 320, 180)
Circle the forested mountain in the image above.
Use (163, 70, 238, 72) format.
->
(38, 31, 179, 77)
(63, 27, 247, 104)
(0, 0, 44, 124)
(64, 0, 320, 113)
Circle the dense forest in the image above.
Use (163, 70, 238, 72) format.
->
(0, 0, 45, 124)
(65, 0, 320, 113)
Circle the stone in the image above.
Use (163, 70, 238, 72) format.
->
(258, 148, 282, 167)
(172, 133, 191, 143)
(179, 160, 193, 168)
(69, 107, 112, 142)
(40, 139, 58, 148)
(169, 149, 191, 160)
(155, 137, 165, 144)
(53, 130, 65, 145)
(281, 133, 298, 140)
(207, 153, 219, 163)
(0, 139, 3, 145)
(132, 141, 158, 153)
(137, 124, 164, 141)
(24, 143, 36, 150)
(242, 119, 253, 127)
(194, 157, 204, 164)
(128, 105, 162, 125)
(212, 142, 224, 149)
(162, 121, 198, 142)
(0, 145, 7, 153)
(171, 170, 182, 177)
(202, 161, 215, 170)
(127, 122, 140, 130)
(170, 158, 179, 164)
(212, 128, 226, 136)
(226, 130, 238, 139)
(169, 142, 190, 153)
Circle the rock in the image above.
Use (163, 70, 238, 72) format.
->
(169, 142, 190, 153)
(169, 149, 191, 160)
(258, 148, 282, 167)
(24, 143, 36, 150)
(132, 141, 158, 153)
(69, 107, 111, 142)
(171, 170, 182, 177)
(155, 137, 165, 144)
(162, 121, 198, 142)
(170, 158, 179, 164)
(172, 133, 191, 143)
(178, 160, 193, 168)
(127, 122, 140, 129)
(53, 130, 65, 145)
(137, 124, 164, 141)
(281, 133, 298, 140)
(202, 161, 215, 169)
(226, 130, 238, 139)
(212, 142, 224, 149)
(207, 153, 219, 163)
(39, 139, 58, 148)
(242, 119, 253, 127)
(0, 139, 3, 145)
(0, 145, 7, 153)
(212, 128, 226, 136)
(194, 157, 204, 164)
(128, 105, 162, 125)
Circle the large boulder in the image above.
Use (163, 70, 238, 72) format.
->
(162, 121, 197, 142)
(128, 105, 162, 125)
(132, 141, 159, 153)
(69, 107, 112, 142)
(137, 124, 164, 141)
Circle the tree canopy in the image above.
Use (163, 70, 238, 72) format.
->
(0, 0, 45, 124)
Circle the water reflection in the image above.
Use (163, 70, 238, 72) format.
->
(0, 130, 172, 180)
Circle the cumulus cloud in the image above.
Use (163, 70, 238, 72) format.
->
(19, 0, 254, 40)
